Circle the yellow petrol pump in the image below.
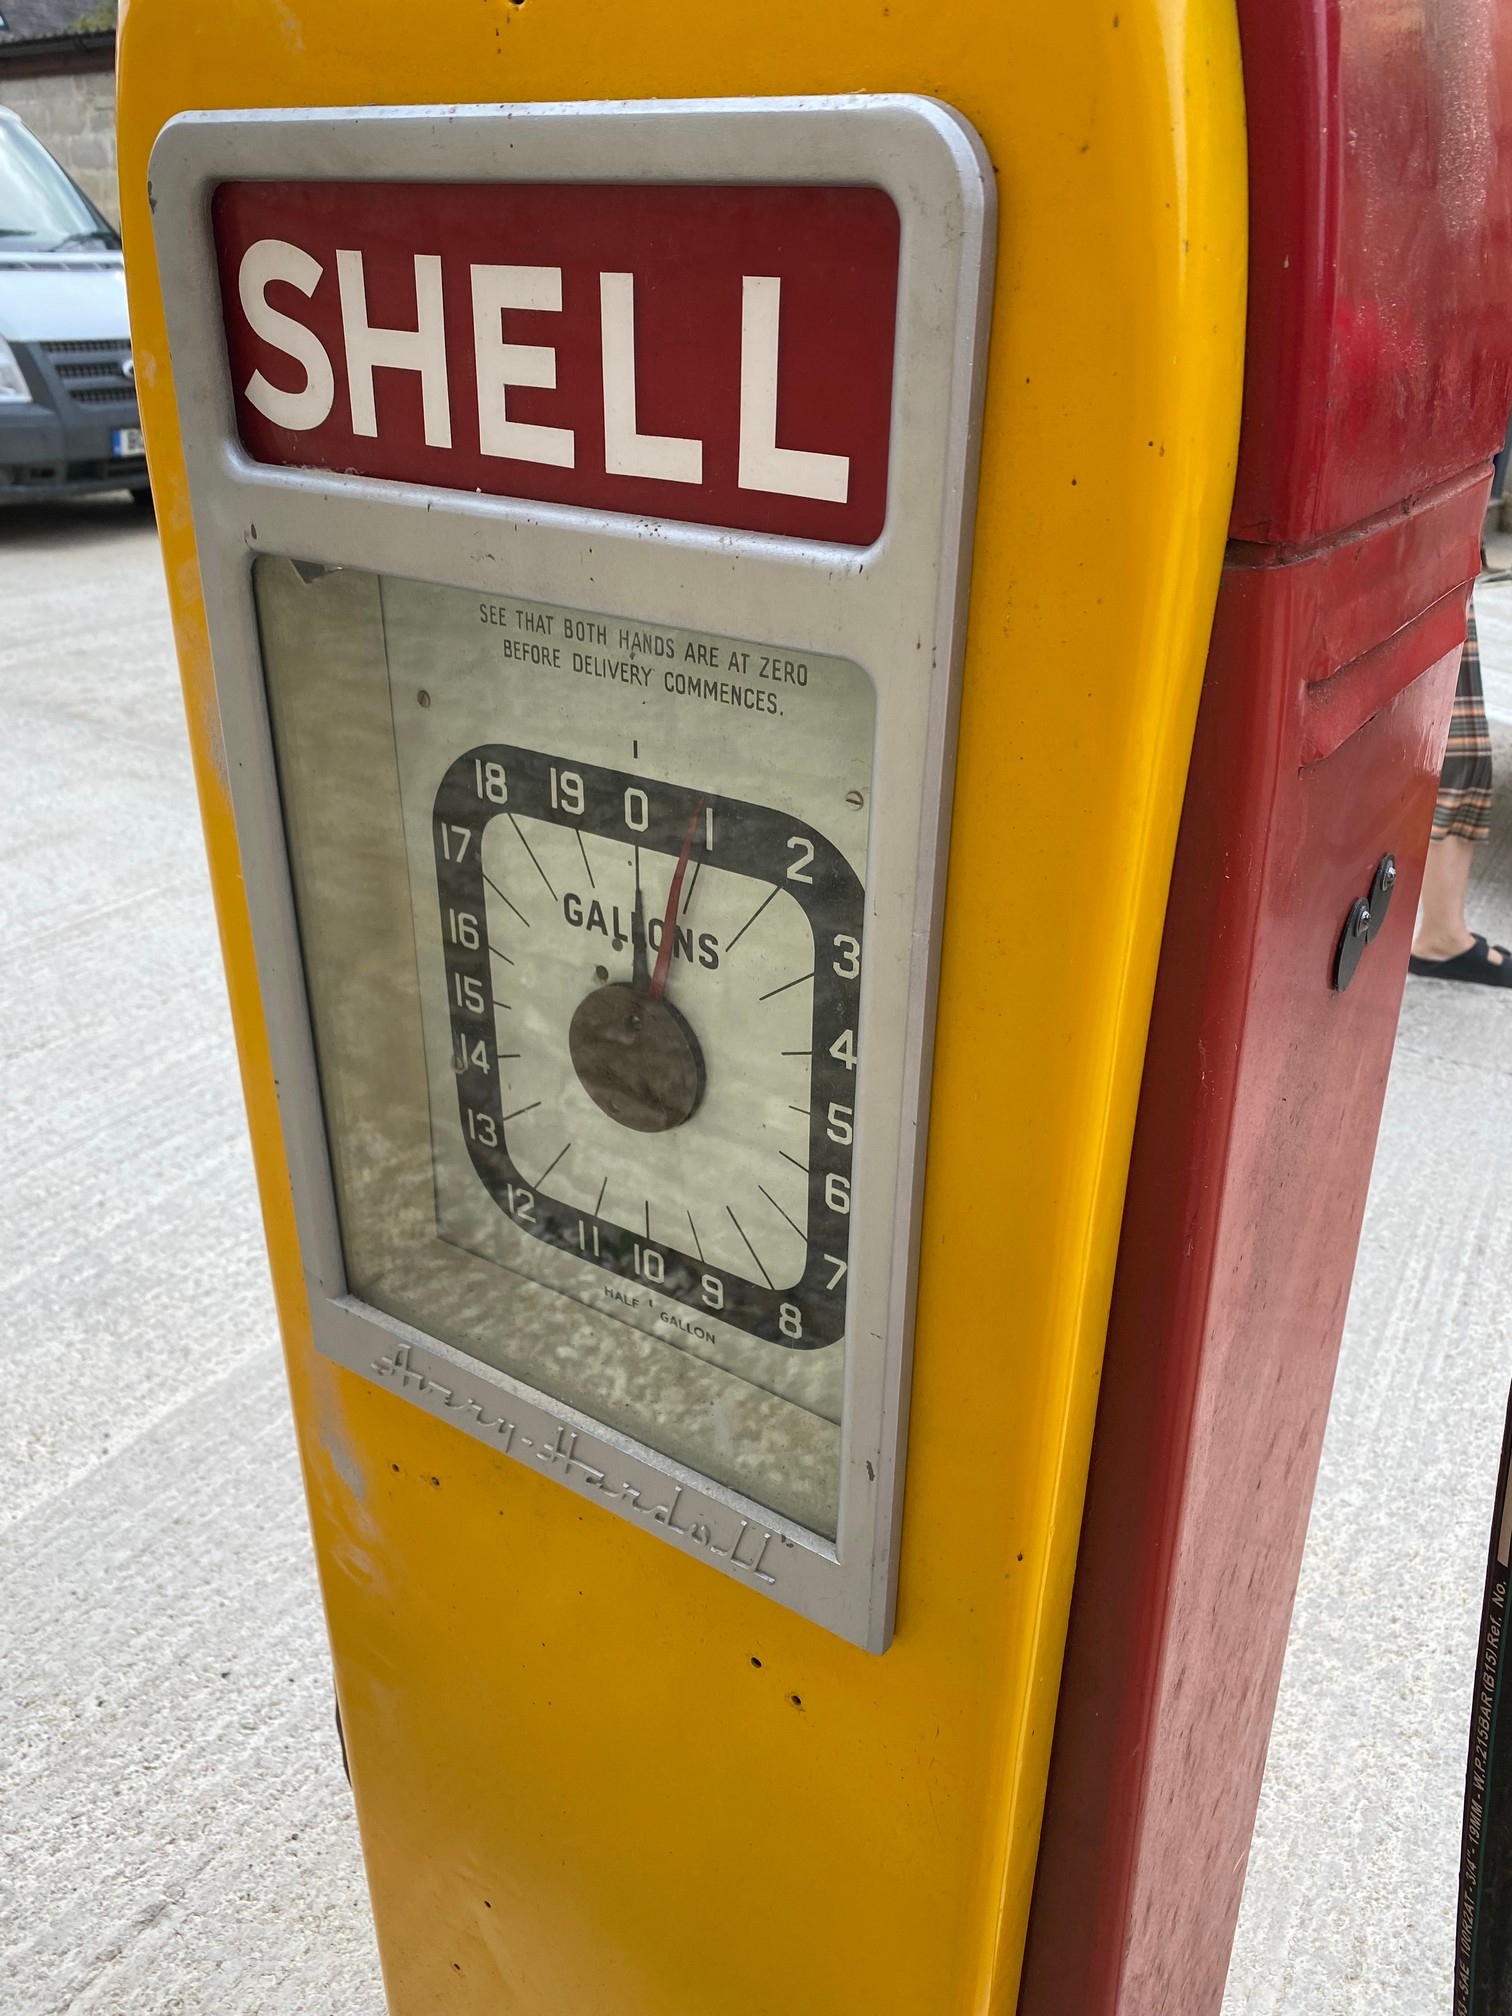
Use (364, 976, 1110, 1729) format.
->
(120, 4, 1246, 2009)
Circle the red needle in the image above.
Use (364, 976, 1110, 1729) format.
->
(648, 798, 705, 1002)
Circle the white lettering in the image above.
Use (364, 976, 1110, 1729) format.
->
(237, 238, 334, 432)
(599, 272, 701, 484)
(336, 248, 451, 449)
(471, 264, 574, 468)
(737, 275, 849, 504)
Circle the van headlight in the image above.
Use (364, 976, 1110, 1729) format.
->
(0, 336, 32, 403)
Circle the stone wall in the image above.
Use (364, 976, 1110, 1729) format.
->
(0, 66, 119, 226)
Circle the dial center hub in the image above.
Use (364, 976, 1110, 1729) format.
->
(567, 981, 706, 1134)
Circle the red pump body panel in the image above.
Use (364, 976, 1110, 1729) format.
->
(1019, 4, 1512, 2012)
(1232, 3, 1512, 543)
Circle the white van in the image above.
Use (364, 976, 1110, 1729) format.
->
(0, 107, 147, 506)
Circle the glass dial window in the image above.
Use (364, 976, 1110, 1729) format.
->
(255, 558, 875, 1539)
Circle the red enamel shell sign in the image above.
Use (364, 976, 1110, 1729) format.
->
(212, 182, 901, 546)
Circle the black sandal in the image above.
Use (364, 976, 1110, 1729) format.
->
(1408, 934, 1512, 987)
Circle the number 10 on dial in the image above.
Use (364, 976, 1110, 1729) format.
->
(434, 743, 865, 1351)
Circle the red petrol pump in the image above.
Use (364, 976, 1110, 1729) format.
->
(1022, 4, 1512, 2012)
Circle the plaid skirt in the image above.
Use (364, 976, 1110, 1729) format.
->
(1434, 603, 1494, 844)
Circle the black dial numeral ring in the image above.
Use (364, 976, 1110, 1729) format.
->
(434, 744, 864, 1351)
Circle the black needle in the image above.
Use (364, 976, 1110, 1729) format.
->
(630, 850, 650, 991)
(759, 1185, 805, 1240)
(483, 869, 530, 929)
(726, 1206, 774, 1289)
(727, 885, 778, 953)
(509, 813, 556, 898)
(759, 970, 813, 1003)
(575, 828, 596, 890)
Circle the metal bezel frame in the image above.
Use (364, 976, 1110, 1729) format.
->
(149, 95, 994, 1652)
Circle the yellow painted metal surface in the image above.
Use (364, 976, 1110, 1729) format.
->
(118, 3, 1247, 2009)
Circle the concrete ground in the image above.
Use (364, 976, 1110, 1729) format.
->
(1, 503, 1509, 2013)
(0, 502, 384, 2015)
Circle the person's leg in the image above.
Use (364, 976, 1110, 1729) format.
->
(1413, 835, 1505, 964)
(1410, 603, 1506, 979)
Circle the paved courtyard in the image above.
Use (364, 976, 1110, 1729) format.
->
(0, 502, 384, 2015)
(2, 499, 1510, 2013)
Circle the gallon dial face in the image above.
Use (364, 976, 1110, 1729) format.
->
(434, 746, 863, 1349)
(376, 576, 876, 1452)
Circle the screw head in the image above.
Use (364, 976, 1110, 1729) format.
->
(1381, 860, 1397, 889)
(1354, 904, 1372, 936)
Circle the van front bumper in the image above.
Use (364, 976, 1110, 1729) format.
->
(0, 335, 147, 502)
